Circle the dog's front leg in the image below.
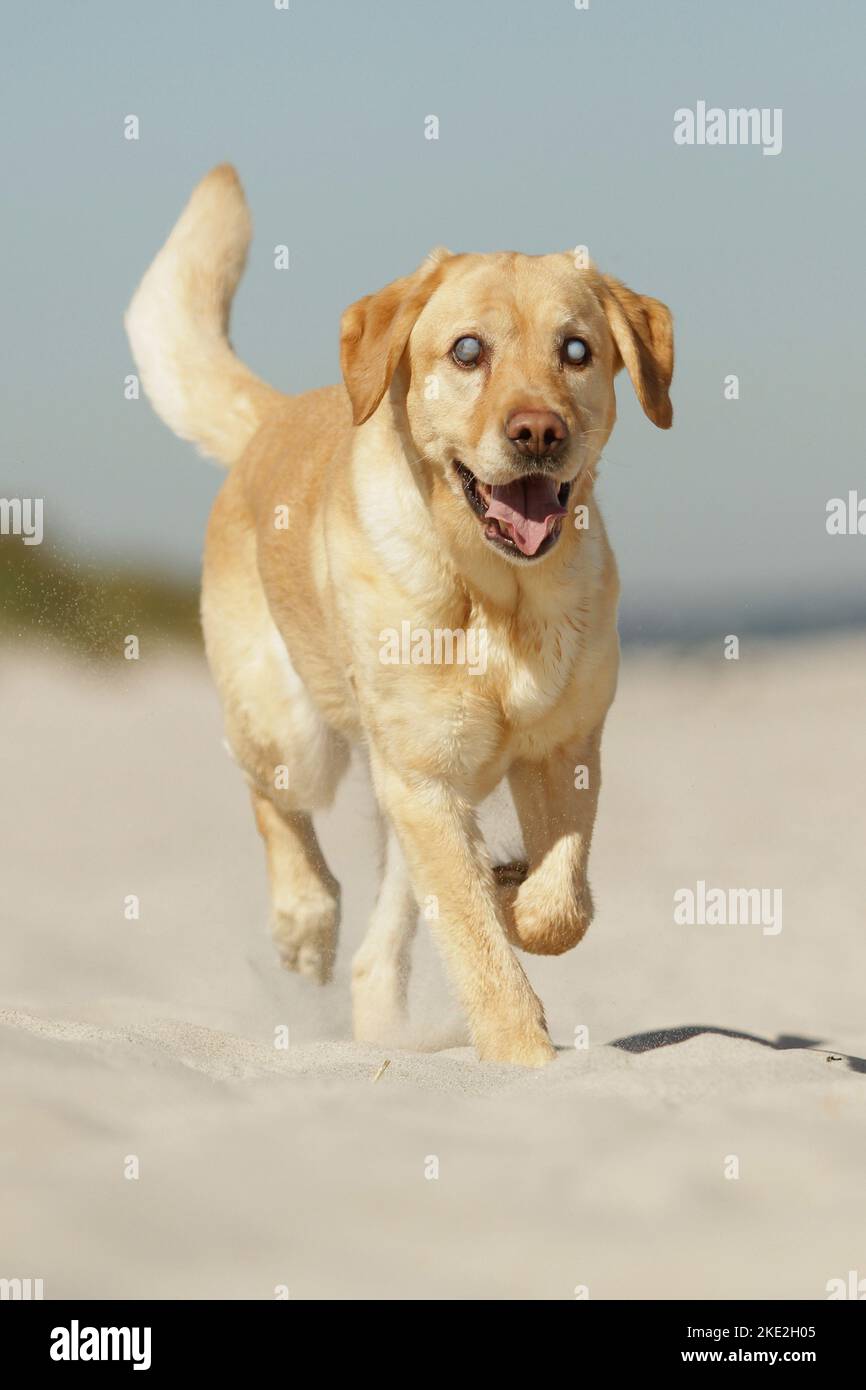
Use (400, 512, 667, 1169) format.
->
(498, 730, 603, 956)
(369, 750, 556, 1067)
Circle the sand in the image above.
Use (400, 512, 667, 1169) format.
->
(1, 636, 864, 1300)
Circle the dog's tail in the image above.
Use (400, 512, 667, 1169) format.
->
(124, 164, 284, 467)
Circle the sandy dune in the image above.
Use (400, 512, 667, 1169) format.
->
(1, 637, 864, 1299)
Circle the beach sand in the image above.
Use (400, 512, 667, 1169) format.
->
(2, 635, 864, 1299)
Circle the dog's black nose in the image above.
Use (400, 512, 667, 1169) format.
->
(505, 409, 569, 459)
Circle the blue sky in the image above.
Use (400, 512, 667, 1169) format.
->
(3, 0, 864, 634)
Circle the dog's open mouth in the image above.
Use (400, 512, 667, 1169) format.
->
(454, 461, 571, 559)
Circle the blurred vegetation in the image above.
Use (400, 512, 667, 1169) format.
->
(0, 537, 202, 659)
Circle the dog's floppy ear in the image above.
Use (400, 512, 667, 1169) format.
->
(600, 276, 674, 429)
(340, 254, 449, 426)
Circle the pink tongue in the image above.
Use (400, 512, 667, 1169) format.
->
(485, 476, 567, 556)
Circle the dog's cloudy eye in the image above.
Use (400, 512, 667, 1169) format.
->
(452, 335, 483, 366)
(562, 337, 589, 365)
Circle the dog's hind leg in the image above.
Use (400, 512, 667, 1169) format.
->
(252, 792, 341, 983)
(351, 819, 418, 1045)
(202, 488, 351, 981)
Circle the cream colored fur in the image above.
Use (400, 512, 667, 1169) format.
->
(125, 165, 282, 466)
(126, 165, 674, 1066)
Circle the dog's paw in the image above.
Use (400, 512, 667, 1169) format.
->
(271, 898, 338, 984)
(510, 876, 594, 956)
(473, 1004, 557, 1068)
(351, 958, 409, 1046)
(477, 1030, 557, 1068)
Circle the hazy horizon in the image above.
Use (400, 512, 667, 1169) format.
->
(3, 0, 864, 640)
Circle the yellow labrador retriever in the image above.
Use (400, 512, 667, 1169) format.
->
(126, 165, 673, 1066)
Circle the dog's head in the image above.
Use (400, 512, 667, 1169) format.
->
(340, 250, 673, 564)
